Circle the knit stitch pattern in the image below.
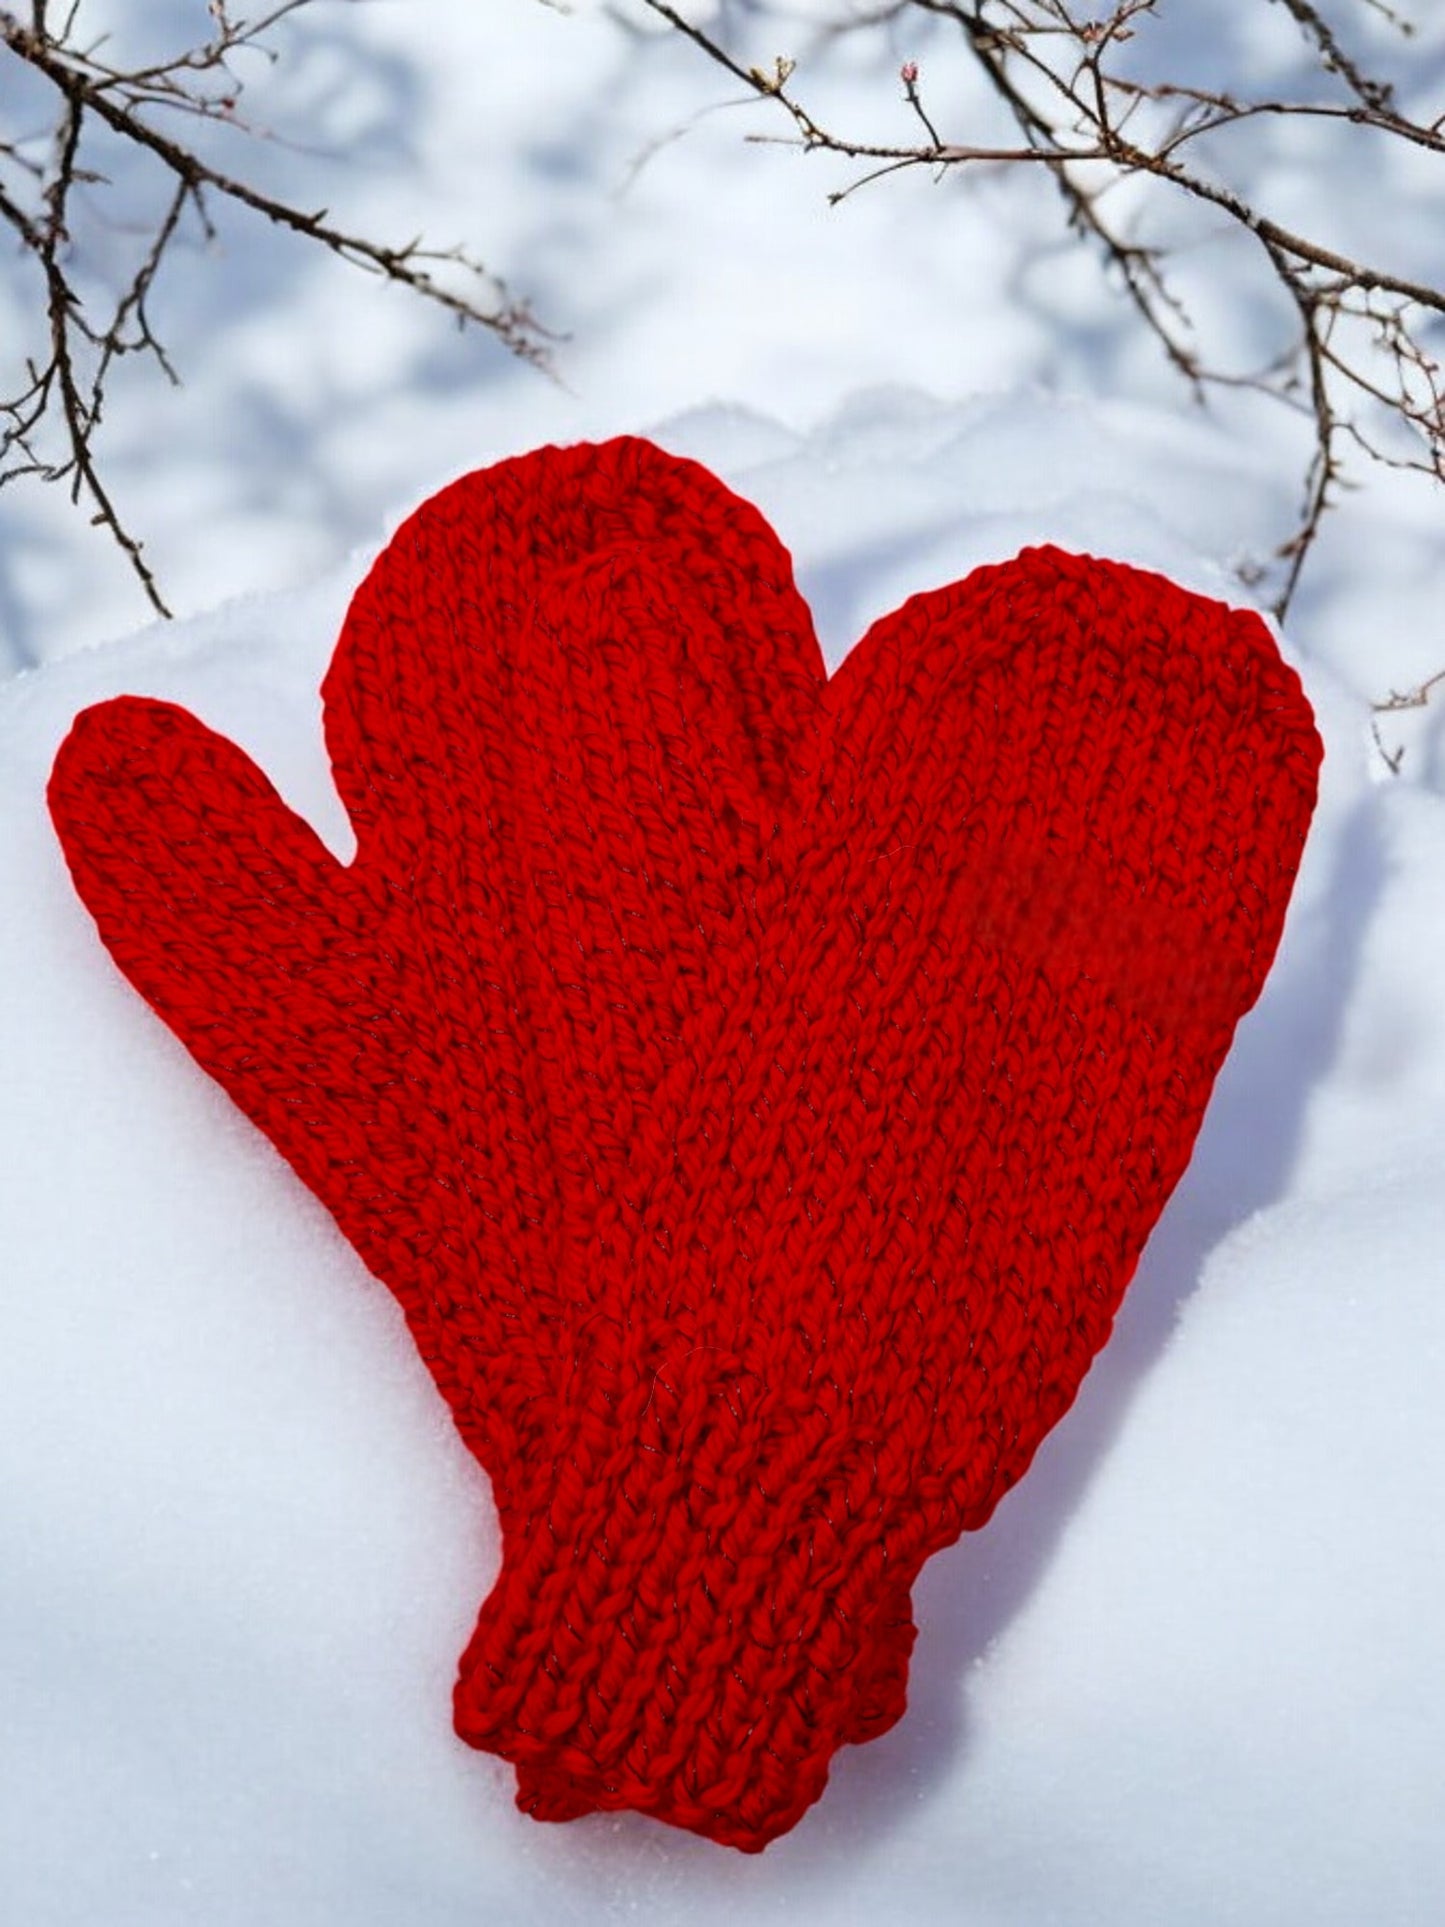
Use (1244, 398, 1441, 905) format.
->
(48, 437, 1321, 1852)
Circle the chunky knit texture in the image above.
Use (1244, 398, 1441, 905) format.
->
(48, 437, 1321, 1852)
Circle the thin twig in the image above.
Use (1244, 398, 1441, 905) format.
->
(1, 2, 552, 618)
(643, 0, 1445, 616)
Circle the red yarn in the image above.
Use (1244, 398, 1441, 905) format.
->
(48, 437, 1321, 1852)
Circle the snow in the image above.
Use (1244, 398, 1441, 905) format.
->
(3, 3, 1445, 1921)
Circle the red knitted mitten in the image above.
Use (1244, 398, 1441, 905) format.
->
(48, 438, 1321, 1852)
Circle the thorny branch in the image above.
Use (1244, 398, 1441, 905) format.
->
(643, 0, 1445, 640)
(1, 2, 550, 617)
(1371, 665, 1445, 773)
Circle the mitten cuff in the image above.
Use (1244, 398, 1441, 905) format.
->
(453, 1353, 922, 1851)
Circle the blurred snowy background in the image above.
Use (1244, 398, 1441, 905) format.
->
(3, 3, 1445, 1921)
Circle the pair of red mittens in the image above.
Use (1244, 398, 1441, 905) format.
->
(48, 438, 1321, 1851)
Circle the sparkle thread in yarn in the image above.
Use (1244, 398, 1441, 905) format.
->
(47, 438, 1321, 1852)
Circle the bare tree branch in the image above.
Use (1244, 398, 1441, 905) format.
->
(1, 2, 553, 618)
(642, 0, 1445, 623)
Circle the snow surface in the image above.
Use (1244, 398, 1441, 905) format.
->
(5, 395, 1445, 1924)
(4, 2, 1445, 1921)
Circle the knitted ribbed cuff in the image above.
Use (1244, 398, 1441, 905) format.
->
(452, 1359, 922, 1851)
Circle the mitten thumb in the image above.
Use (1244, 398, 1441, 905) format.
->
(49, 697, 370, 1198)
